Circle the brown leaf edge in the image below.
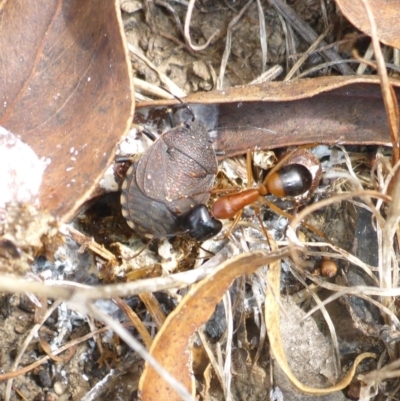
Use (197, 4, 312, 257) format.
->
(335, 0, 400, 49)
(139, 249, 287, 401)
(137, 75, 400, 107)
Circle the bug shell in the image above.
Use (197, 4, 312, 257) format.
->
(121, 119, 218, 238)
(121, 163, 181, 238)
(135, 120, 217, 214)
(179, 204, 223, 241)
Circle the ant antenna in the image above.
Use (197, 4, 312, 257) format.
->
(161, 86, 196, 125)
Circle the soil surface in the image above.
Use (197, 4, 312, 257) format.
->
(0, 1, 393, 401)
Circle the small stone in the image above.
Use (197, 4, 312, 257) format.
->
(192, 60, 211, 81)
(54, 381, 68, 395)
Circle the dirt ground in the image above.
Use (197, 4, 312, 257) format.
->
(0, 1, 396, 400)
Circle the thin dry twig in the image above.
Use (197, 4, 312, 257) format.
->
(0, 245, 282, 301)
(5, 300, 62, 401)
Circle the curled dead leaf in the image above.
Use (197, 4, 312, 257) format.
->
(0, 0, 133, 221)
(136, 76, 400, 158)
(265, 234, 376, 395)
(139, 249, 288, 401)
(336, 0, 400, 49)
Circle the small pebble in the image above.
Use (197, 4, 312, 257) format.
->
(54, 381, 68, 395)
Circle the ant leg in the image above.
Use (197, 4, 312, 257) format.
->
(263, 199, 330, 241)
(210, 187, 242, 195)
(224, 209, 243, 238)
(252, 204, 273, 248)
(246, 149, 254, 187)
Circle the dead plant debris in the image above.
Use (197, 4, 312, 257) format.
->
(2, 1, 400, 400)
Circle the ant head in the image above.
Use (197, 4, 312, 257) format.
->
(179, 204, 222, 241)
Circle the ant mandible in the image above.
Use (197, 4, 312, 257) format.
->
(211, 147, 322, 235)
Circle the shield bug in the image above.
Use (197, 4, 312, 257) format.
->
(121, 107, 222, 240)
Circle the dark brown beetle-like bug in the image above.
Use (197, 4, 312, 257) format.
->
(121, 114, 222, 240)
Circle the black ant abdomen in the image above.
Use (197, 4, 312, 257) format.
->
(267, 164, 313, 198)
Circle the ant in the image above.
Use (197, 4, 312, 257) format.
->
(211, 147, 323, 237)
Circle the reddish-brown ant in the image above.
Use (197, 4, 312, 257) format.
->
(211, 147, 323, 236)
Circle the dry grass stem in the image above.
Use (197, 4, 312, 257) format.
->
(128, 43, 186, 97)
(87, 303, 196, 401)
(300, 274, 400, 329)
(198, 329, 225, 389)
(4, 300, 62, 401)
(133, 77, 177, 99)
(222, 291, 233, 401)
(255, 0, 267, 73)
(295, 59, 358, 79)
(217, 0, 253, 90)
(184, 0, 218, 51)
(359, 0, 400, 165)
(285, 25, 331, 81)
(249, 65, 283, 84)
(356, 41, 374, 75)
(270, 0, 354, 75)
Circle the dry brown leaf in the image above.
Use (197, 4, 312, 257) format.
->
(136, 76, 400, 158)
(335, 0, 400, 49)
(265, 251, 376, 395)
(139, 249, 287, 401)
(0, 0, 133, 221)
(137, 75, 399, 106)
